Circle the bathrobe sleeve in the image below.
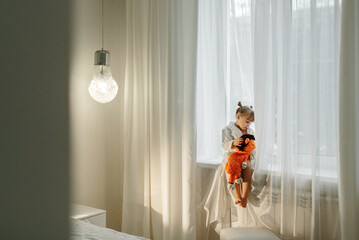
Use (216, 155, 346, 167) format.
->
(222, 126, 235, 151)
(248, 128, 256, 166)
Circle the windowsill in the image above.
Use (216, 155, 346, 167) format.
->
(197, 158, 222, 169)
(196, 159, 338, 181)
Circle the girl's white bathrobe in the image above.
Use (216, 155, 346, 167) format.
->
(204, 121, 260, 232)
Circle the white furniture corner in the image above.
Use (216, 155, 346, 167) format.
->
(71, 203, 106, 228)
(220, 227, 281, 240)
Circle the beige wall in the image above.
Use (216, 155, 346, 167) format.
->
(69, 0, 126, 231)
(69, 2, 218, 237)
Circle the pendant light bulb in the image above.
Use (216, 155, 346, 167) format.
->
(88, 0, 118, 104)
(88, 50, 118, 103)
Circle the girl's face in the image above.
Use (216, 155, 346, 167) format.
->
(237, 114, 253, 130)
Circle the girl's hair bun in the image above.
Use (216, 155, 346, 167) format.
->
(236, 101, 255, 121)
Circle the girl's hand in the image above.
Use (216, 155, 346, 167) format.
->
(233, 137, 243, 146)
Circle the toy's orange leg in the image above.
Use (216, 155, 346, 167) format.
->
(228, 174, 235, 184)
(240, 161, 252, 208)
(233, 174, 239, 181)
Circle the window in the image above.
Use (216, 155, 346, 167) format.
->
(197, 0, 341, 180)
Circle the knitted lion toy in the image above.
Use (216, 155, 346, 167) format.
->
(225, 134, 256, 190)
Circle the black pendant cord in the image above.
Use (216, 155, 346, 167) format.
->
(101, 0, 104, 74)
(102, 0, 104, 50)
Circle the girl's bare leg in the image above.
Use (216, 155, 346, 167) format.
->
(240, 161, 252, 208)
(234, 183, 242, 204)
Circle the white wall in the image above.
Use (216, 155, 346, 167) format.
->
(0, 0, 70, 239)
(69, 0, 126, 231)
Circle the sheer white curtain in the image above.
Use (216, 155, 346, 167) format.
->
(121, 0, 198, 239)
(200, 0, 343, 239)
(196, 0, 255, 165)
(338, 0, 359, 239)
(252, 0, 341, 239)
(196, 0, 227, 165)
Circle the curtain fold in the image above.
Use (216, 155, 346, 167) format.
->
(121, 0, 198, 239)
(338, 0, 359, 239)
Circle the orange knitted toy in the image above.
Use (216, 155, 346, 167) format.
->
(225, 134, 256, 190)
